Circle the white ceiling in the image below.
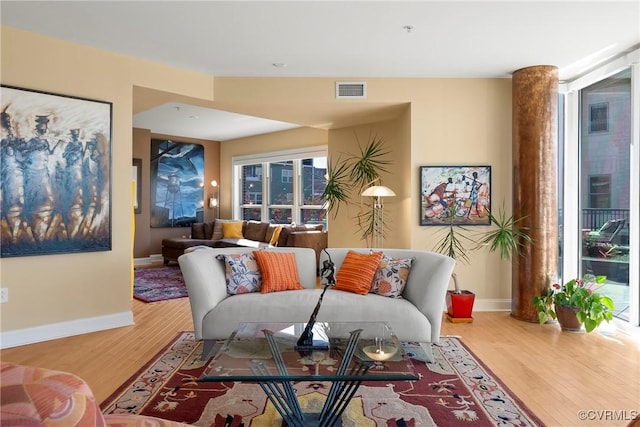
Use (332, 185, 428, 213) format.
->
(133, 102, 301, 141)
(2, 1, 639, 140)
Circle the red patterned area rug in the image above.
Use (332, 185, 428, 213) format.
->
(133, 266, 187, 303)
(101, 332, 543, 426)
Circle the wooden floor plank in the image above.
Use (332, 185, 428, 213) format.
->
(1, 300, 638, 426)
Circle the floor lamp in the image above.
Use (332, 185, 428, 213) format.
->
(361, 185, 396, 248)
(209, 180, 219, 219)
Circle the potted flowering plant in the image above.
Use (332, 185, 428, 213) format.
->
(532, 274, 615, 333)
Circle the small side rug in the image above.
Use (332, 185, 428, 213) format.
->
(101, 332, 544, 426)
(133, 266, 188, 303)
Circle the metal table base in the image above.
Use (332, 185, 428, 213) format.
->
(249, 329, 367, 427)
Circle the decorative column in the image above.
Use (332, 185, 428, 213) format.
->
(511, 65, 559, 322)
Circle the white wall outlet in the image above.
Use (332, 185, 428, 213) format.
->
(0, 288, 8, 303)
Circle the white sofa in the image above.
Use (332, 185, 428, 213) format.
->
(178, 246, 455, 361)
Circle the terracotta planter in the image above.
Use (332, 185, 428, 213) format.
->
(555, 305, 585, 332)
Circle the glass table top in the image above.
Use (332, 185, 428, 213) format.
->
(200, 321, 418, 382)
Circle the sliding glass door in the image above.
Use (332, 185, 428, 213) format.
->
(562, 49, 639, 328)
(579, 68, 632, 321)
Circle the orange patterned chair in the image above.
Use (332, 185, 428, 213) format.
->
(0, 362, 191, 426)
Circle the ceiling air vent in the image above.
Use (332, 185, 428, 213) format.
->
(336, 81, 367, 99)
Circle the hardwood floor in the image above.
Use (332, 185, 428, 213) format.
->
(1, 299, 639, 426)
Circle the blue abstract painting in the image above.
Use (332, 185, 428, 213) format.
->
(1, 85, 112, 257)
(150, 139, 204, 228)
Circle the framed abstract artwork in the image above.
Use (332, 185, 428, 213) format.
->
(150, 139, 204, 228)
(0, 85, 112, 257)
(133, 158, 142, 214)
(420, 165, 491, 226)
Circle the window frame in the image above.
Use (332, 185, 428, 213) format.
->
(232, 146, 328, 226)
(560, 47, 639, 328)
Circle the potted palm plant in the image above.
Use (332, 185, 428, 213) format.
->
(434, 202, 533, 321)
(320, 132, 393, 244)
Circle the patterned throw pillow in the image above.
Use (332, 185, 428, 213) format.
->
(371, 255, 415, 298)
(334, 250, 383, 295)
(216, 253, 261, 294)
(253, 251, 304, 293)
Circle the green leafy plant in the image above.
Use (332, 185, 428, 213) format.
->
(320, 132, 393, 243)
(433, 205, 474, 265)
(321, 154, 351, 218)
(433, 202, 533, 264)
(433, 204, 532, 298)
(532, 274, 615, 333)
(348, 133, 392, 187)
(474, 203, 533, 260)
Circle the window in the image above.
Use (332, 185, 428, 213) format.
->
(588, 175, 611, 208)
(244, 165, 262, 180)
(589, 102, 609, 133)
(565, 64, 636, 325)
(300, 157, 327, 226)
(233, 147, 327, 228)
(579, 69, 631, 322)
(240, 164, 263, 220)
(269, 161, 294, 224)
(281, 169, 293, 183)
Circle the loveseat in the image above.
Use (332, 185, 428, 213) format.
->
(0, 362, 191, 426)
(162, 219, 327, 267)
(178, 246, 456, 362)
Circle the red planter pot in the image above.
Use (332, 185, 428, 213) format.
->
(446, 290, 475, 319)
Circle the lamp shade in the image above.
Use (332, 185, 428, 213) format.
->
(361, 185, 396, 197)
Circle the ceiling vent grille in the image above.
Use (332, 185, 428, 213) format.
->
(336, 81, 367, 99)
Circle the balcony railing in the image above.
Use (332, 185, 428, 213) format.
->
(582, 208, 630, 231)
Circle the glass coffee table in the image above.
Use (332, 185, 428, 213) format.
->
(200, 321, 417, 427)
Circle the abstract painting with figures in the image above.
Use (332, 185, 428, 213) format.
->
(0, 85, 112, 257)
(420, 165, 491, 226)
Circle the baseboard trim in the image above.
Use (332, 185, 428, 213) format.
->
(134, 254, 163, 266)
(473, 298, 511, 312)
(0, 311, 134, 349)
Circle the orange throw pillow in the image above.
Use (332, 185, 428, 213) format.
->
(253, 251, 304, 293)
(334, 250, 384, 295)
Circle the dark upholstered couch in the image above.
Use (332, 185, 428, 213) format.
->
(162, 219, 328, 268)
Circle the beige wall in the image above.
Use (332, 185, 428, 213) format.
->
(0, 27, 215, 340)
(1, 26, 515, 345)
(408, 79, 514, 302)
(132, 128, 152, 259)
(214, 78, 514, 305)
(132, 129, 220, 258)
